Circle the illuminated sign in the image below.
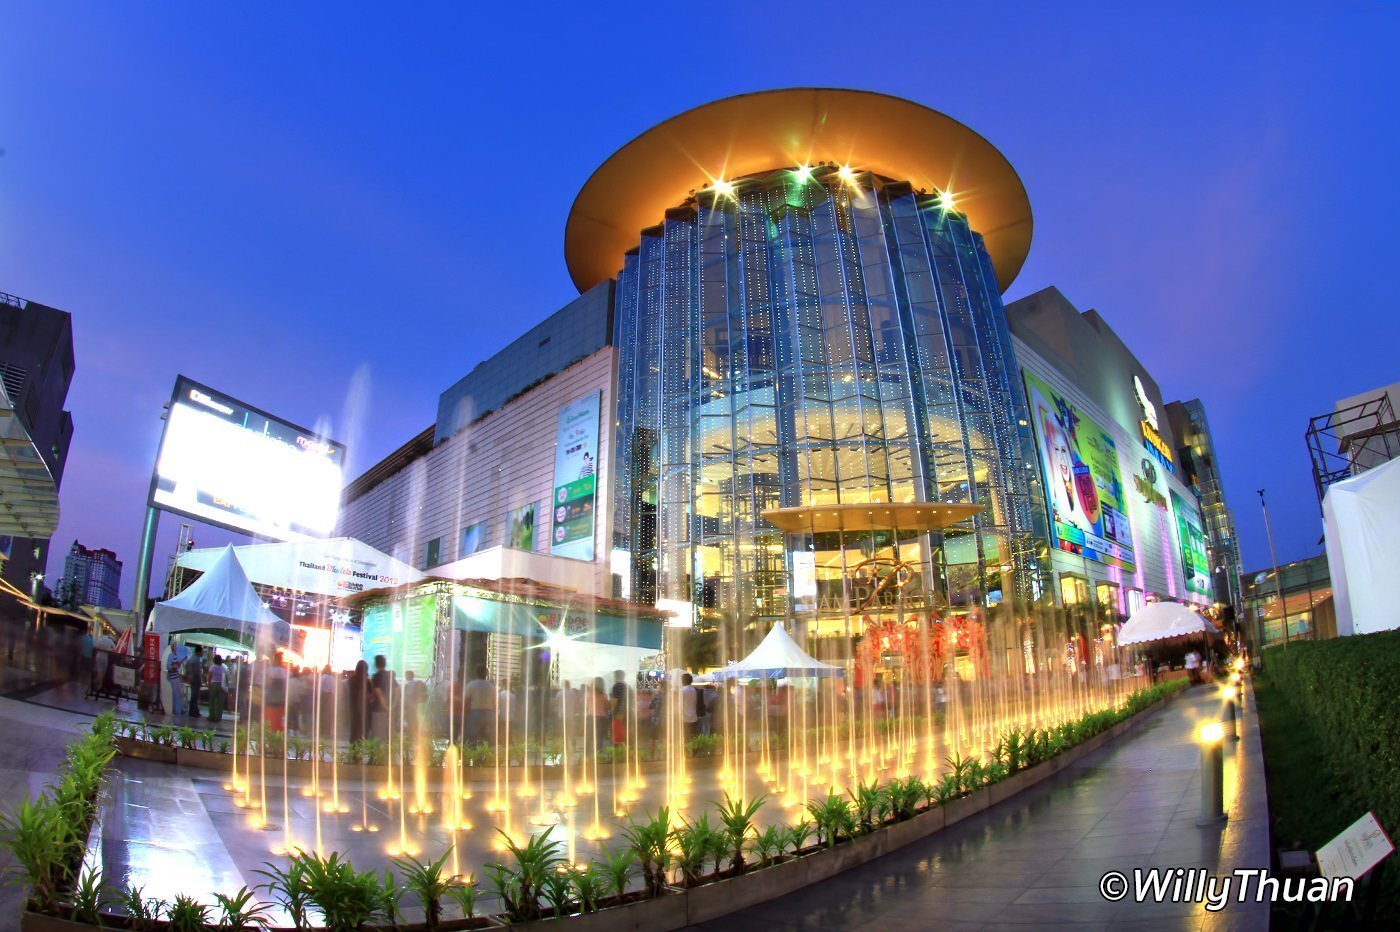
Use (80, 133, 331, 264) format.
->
(1133, 375, 1174, 473)
(550, 391, 601, 561)
(151, 376, 344, 540)
(1134, 458, 1168, 509)
(1024, 371, 1136, 570)
(1171, 490, 1212, 596)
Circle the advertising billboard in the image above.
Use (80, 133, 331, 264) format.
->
(151, 377, 344, 540)
(360, 594, 436, 679)
(506, 503, 536, 551)
(550, 391, 601, 561)
(1171, 489, 1212, 596)
(1023, 371, 1136, 570)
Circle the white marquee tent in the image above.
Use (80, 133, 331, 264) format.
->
(1324, 456, 1400, 636)
(1117, 600, 1217, 647)
(711, 624, 844, 679)
(150, 545, 291, 646)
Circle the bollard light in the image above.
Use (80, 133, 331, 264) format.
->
(1219, 686, 1239, 740)
(1197, 720, 1227, 825)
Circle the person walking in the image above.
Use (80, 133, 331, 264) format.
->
(207, 654, 227, 723)
(369, 654, 396, 742)
(680, 673, 699, 744)
(403, 670, 427, 747)
(319, 666, 337, 735)
(610, 670, 631, 747)
(588, 676, 611, 751)
(184, 644, 205, 718)
(348, 660, 369, 743)
(166, 640, 187, 716)
(463, 665, 496, 745)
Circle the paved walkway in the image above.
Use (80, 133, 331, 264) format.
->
(687, 683, 1269, 932)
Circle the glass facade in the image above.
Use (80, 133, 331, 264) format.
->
(611, 167, 1047, 643)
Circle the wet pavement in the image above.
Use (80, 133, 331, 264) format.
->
(685, 683, 1270, 931)
(0, 668, 1269, 930)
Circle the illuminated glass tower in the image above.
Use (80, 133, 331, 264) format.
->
(567, 89, 1048, 645)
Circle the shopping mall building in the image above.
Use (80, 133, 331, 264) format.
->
(338, 89, 1241, 662)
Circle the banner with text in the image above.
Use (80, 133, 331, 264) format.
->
(551, 391, 601, 561)
(1171, 489, 1212, 596)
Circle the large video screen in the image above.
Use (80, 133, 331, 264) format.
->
(1171, 489, 1212, 596)
(1023, 371, 1136, 570)
(151, 376, 345, 541)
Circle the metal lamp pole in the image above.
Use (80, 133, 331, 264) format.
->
(1257, 489, 1287, 651)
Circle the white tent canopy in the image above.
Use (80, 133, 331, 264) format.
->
(1117, 600, 1216, 647)
(176, 536, 423, 596)
(150, 545, 291, 645)
(711, 624, 844, 679)
(1324, 456, 1400, 636)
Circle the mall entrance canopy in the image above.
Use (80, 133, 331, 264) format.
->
(763, 502, 983, 534)
(175, 536, 423, 596)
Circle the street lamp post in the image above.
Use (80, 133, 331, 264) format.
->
(1257, 489, 1288, 651)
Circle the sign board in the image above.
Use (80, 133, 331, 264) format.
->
(1023, 371, 1136, 569)
(1171, 489, 1212, 596)
(142, 632, 161, 684)
(150, 376, 345, 541)
(550, 391, 601, 561)
(112, 665, 137, 690)
(360, 594, 436, 679)
(1317, 811, 1394, 880)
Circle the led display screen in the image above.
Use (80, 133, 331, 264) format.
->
(1171, 489, 1212, 596)
(151, 376, 344, 540)
(550, 391, 600, 561)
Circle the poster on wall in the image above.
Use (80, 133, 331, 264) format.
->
(460, 522, 485, 559)
(1171, 489, 1212, 596)
(551, 391, 601, 561)
(360, 595, 436, 678)
(506, 503, 536, 551)
(1023, 371, 1136, 570)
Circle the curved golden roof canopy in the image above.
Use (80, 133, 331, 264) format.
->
(565, 88, 1032, 294)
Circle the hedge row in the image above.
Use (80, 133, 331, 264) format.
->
(1264, 632, 1400, 849)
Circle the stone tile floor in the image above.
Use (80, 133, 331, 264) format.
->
(686, 683, 1269, 931)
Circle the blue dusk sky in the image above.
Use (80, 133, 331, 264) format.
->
(2, 1, 1397, 603)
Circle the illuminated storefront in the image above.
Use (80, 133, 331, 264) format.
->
(599, 89, 1046, 651)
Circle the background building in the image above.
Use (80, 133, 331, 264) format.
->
(1165, 398, 1244, 614)
(0, 291, 75, 608)
(1005, 287, 1217, 619)
(55, 540, 122, 610)
(1241, 554, 1333, 648)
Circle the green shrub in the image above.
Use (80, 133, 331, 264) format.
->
(1264, 633, 1400, 912)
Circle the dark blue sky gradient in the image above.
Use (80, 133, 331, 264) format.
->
(3, 2, 1397, 603)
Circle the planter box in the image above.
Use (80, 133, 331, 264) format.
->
(20, 912, 92, 932)
(941, 789, 991, 828)
(503, 888, 683, 932)
(116, 736, 176, 763)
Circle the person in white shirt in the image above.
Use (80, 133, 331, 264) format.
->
(680, 673, 698, 742)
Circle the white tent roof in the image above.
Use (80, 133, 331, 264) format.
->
(711, 624, 844, 679)
(151, 545, 291, 643)
(1118, 601, 1216, 647)
(1324, 456, 1400, 636)
(176, 536, 422, 596)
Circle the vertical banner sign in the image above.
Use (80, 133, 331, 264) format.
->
(1171, 489, 1212, 596)
(142, 632, 161, 683)
(551, 391, 601, 561)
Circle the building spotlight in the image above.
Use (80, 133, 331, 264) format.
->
(837, 165, 857, 183)
(793, 164, 813, 183)
(712, 179, 736, 198)
(940, 189, 957, 211)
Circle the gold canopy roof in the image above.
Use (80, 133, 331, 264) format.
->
(763, 502, 983, 534)
(565, 88, 1033, 294)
